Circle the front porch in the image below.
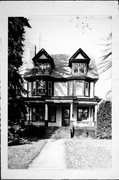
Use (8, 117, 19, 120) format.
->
(25, 97, 98, 129)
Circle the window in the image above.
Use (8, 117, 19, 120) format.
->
(85, 82, 90, 96)
(72, 63, 87, 74)
(38, 63, 51, 74)
(48, 81, 52, 96)
(79, 63, 87, 74)
(32, 106, 44, 122)
(36, 80, 46, 95)
(48, 106, 56, 122)
(74, 80, 84, 96)
(32, 81, 36, 96)
(77, 108, 89, 121)
(74, 63, 78, 73)
(27, 82, 32, 97)
(45, 63, 51, 74)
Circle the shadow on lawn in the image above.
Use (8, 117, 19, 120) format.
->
(8, 125, 59, 146)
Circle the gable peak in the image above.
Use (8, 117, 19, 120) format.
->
(69, 48, 90, 67)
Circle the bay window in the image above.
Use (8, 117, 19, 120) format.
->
(37, 80, 46, 95)
(74, 80, 84, 96)
(85, 82, 90, 96)
(32, 81, 36, 96)
(68, 80, 90, 97)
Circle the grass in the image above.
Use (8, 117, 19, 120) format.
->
(8, 139, 47, 169)
(65, 138, 111, 169)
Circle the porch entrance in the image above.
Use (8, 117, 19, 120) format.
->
(62, 107, 70, 126)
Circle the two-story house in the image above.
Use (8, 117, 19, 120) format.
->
(23, 48, 100, 132)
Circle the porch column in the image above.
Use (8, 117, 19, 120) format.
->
(45, 103, 48, 126)
(70, 102, 73, 124)
(94, 104, 98, 137)
(29, 107, 32, 125)
(94, 105, 97, 122)
(89, 107, 91, 126)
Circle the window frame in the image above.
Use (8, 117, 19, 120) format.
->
(84, 81, 90, 97)
(32, 81, 36, 96)
(72, 62, 87, 75)
(48, 81, 52, 96)
(32, 106, 45, 122)
(37, 79, 46, 96)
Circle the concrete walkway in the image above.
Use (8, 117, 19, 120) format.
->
(28, 139, 67, 169)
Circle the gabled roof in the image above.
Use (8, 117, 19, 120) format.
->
(69, 48, 90, 67)
(24, 53, 99, 82)
(32, 48, 55, 68)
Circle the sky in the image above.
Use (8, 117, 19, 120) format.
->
(22, 15, 112, 99)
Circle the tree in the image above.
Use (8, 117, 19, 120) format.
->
(97, 100, 112, 139)
(8, 17, 31, 126)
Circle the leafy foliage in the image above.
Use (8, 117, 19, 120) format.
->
(8, 17, 31, 144)
(97, 100, 112, 139)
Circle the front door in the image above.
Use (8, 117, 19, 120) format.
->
(62, 107, 70, 126)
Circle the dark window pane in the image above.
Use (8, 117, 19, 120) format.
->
(77, 108, 89, 121)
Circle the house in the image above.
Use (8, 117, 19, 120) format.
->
(23, 48, 100, 135)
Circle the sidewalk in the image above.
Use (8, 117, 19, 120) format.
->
(28, 139, 67, 169)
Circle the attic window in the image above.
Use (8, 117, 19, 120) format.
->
(74, 63, 78, 73)
(38, 63, 51, 74)
(72, 63, 87, 74)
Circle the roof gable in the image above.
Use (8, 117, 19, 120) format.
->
(32, 48, 55, 68)
(38, 54, 48, 59)
(69, 48, 90, 67)
(75, 53, 85, 59)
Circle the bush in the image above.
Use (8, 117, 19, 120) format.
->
(97, 100, 112, 139)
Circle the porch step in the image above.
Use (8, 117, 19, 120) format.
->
(44, 126, 71, 139)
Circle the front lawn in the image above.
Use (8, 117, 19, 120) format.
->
(65, 138, 111, 169)
(8, 140, 47, 169)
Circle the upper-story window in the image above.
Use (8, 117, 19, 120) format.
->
(36, 80, 46, 95)
(48, 81, 52, 96)
(74, 80, 84, 96)
(38, 63, 51, 74)
(68, 80, 90, 97)
(72, 63, 87, 75)
(28, 80, 53, 97)
(85, 82, 90, 96)
(32, 81, 36, 96)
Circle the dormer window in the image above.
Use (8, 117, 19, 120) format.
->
(72, 63, 87, 75)
(38, 63, 51, 74)
(69, 48, 90, 76)
(32, 48, 55, 74)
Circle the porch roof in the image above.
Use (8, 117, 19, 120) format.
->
(24, 96, 100, 105)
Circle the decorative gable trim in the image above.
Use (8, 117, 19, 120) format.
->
(69, 48, 90, 67)
(32, 48, 55, 68)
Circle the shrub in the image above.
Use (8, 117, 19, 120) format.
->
(97, 100, 112, 139)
